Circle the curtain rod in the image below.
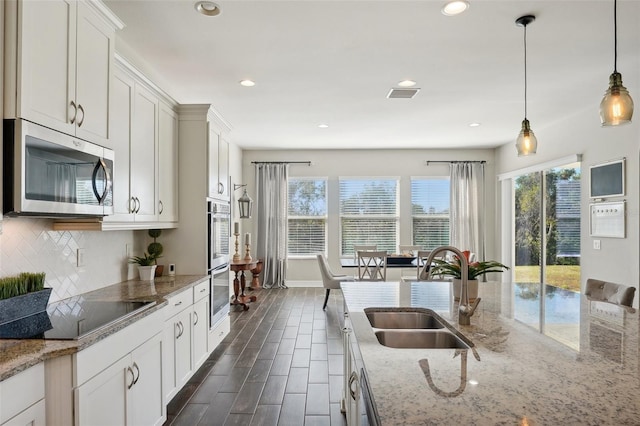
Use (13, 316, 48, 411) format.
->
(425, 160, 486, 165)
(251, 161, 311, 165)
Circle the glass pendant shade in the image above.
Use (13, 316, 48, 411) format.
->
(238, 189, 253, 219)
(600, 72, 634, 126)
(515, 119, 538, 156)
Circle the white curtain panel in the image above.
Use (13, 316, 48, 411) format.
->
(255, 163, 289, 289)
(449, 162, 485, 263)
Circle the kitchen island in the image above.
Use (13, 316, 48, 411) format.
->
(341, 281, 640, 425)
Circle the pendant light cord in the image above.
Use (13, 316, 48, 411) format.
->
(523, 23, 528, 119)
(613, 0, 618, 73)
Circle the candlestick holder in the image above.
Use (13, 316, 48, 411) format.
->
(233, 233, 241, 262)
(244, 243, 252, 261)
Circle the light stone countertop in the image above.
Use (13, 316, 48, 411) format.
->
(0, 275, 209, 381)
(341, 281, 640, 425)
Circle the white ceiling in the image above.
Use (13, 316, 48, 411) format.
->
(103, 0, 640, 151)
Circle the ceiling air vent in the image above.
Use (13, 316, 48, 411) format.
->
(387, 88, 420, 99)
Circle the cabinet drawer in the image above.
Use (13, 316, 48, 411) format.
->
(193, 280, 209, 302)
(0, 363, 45, 424)
(164, 290, 193, 320)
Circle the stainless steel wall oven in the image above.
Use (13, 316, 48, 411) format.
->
(208, 199, 230, 327)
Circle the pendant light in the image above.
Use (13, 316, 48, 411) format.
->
(599, 0, 634, 126)
(515, 15, 537, 157)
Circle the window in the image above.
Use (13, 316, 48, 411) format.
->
(411, 178, 450, 250)
(287, 178, 327, 256)
(339, 178, 399, 256)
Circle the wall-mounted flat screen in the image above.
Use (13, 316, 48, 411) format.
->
(589, 158, 625, 198)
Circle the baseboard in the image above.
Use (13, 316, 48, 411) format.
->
(285, 280, 323, 288)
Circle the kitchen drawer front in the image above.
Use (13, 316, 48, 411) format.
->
(193, 280, 209, 302)
(74, 308, 163, 387)
(0, 363, 45, 424)
(164, 290, 194, 320)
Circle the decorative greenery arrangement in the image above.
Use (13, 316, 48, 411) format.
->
(129, 253, 158, 266)
(430, 250, 509, 280)
(147, 229, 163, 264)
(0, 272, 46, 301)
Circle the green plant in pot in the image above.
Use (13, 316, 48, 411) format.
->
(129, 252, 158, 280)
(147, 229, 164, 276)
(0, 272, 51, 324)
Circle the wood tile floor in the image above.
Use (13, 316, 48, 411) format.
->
(164, 287, 348, 426)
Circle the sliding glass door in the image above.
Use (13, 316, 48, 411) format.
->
(513, 162, 581, 349)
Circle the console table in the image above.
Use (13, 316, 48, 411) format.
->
(230, 259, 258, 310)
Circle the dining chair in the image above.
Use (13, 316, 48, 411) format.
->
(585, 278, 636, 308)
(357, 250, 387, 281)
(399, 245, 421, 256)
(399, 249, 430, 282)
(317, 253, 355, 310)
(353, 245, 377, 261)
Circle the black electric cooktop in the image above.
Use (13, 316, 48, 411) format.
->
(0, 296, 155, 340)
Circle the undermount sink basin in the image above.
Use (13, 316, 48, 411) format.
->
(374, 330, 470, 349)
(365, 308, 445, 329)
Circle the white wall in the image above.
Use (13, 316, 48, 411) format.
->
(242, 148, 496, 283)
(495, 93, 640, 306)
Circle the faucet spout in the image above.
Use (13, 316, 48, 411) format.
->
(424, 246, 480, 326)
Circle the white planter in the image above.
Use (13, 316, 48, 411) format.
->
(138, 265, 157, 281)
(452, 279, 478, 302)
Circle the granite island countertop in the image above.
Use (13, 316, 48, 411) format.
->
(0, 275, 209, 381)
(341, 281, 640, 425)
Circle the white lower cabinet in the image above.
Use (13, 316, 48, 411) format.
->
(75, 332, 164, 426)
(343, 315, 362, 426)
(193, 296, 210, 369)
(0, 363, 46, 426)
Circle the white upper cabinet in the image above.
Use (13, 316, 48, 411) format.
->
(208, 116, 231, 201)
(5, 0, 123, 146)
(158, 102, 179, 223)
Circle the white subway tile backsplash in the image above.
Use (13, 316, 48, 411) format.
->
(0, 217, 137, 303)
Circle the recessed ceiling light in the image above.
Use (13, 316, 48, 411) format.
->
(469, 122, 481, 127)
(195, 1, 221, 16)
(398, 80, 417, 87)
(239, 79, 255, 87)
(468, 379, 479, 385)
(318, 124, 329, 128)
(442, 1, 469, 16)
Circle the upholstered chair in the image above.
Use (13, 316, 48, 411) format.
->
(317, 253, 355, 310)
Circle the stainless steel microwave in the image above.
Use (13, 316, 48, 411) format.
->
(3, 119, 114, 217)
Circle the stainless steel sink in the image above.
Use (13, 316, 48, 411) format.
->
(374, 330, 471, 349)
(365, 309, 445, 329)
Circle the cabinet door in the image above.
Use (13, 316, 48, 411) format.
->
(18, 0, 76, 135)
(104, 67, 134, 221)
(130, 85, 158, 222)
(1, 399, 46, 426)
(218, 137, 230, 200)
(174, 309, 193, 390)
(74, 0, 113, 145)
(207, 125, 220, 198)
(162, 318, 178, 403)
(128, 333, 165, 426)
(75, 356, 129, 426)
(158, 102, 179, 223)
(192, 297, 209, 370)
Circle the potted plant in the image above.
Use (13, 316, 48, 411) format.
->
(429, 250, 509, 301)
(147, 229, 164, 276)
(0, 272, 51, 324)
(129, 253, 158, 281)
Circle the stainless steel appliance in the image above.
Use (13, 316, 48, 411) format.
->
(208, 199, 231, 327)
(3, 118, 114, 217)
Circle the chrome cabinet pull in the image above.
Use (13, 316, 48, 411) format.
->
(194, 311, 199, 326)
(132, 362, 140, 385)
(69, 101, 77, 124)
(127, 366, 135, 389)
(77, 104, 85, 127)
(129, 197, 136, 213)
(158, 200, 164, 214)
(348, 371, 359, 400)
(134, 197, 140, 213)
(218, 182, 224, 194)
(174, 301, 183, 307)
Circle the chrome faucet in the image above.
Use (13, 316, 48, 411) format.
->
(425, 246, 481, 325)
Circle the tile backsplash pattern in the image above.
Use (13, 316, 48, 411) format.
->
(0, 217, 137, 303)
